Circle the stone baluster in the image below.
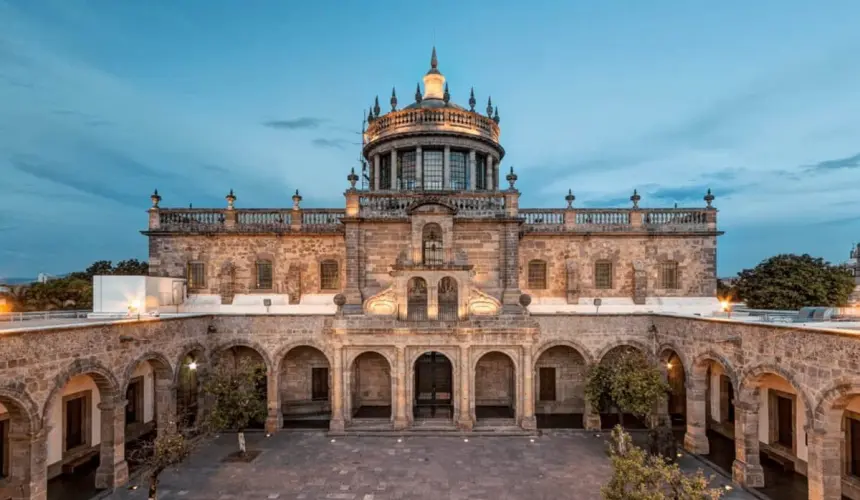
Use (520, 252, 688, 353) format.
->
(330, 345, 345, 433)
(731, 401, 764, 488)
(265, 368, 281, 434)
(95, 398, 130, 489)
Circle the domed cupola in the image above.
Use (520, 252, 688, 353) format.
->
(362, 48, 505, 193)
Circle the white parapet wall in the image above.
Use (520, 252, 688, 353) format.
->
(92, 275, 186, 315)
(177, 293, 338, 315)
(528, 296, 721, 316)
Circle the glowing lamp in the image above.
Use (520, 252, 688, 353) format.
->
(188, 361, 198, 371)
(720, 300, 729, 312)
(666, 362, 673, 369)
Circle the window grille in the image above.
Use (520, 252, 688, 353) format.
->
(320, 260, 339, 290)
(379, 154, 391, 190)
(527, 260, 547, 289)
(186, 262, 206, 289)
(422, 150, 444, 190)
(256, 260, 273, 289)
(438, 277, 458, 321)
(422, 224, 443, 266)
(475, 153, 487, 190)
(660, 261, 679, 289)
(398, 151, 416, 189)
(594, 261, 613, 289)
(407, 278, 428, 321)
(450, 151, 467, 190)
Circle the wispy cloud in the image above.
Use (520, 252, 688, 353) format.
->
(262, 117, 327, 130)
(311, 138, 351, 150)
(803, 152, 860, 172)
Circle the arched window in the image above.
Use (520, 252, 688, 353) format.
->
(438, 277, 458, 321)
(594, 260, 613, 289)
(407, 277, 428, 321)
(320, 260, 339, 290)
(527, 260, 547, 289)
(660, 261, 679, 289)
(422, 223, 443, 266)
(255, 260, 273, 289)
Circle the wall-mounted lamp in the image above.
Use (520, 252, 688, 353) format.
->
(188, 361, 198, 371)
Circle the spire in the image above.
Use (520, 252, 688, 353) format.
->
(431, 46, 438, 70)
(486, 97, 493, 117)
(415, 83, 422, 103)
(469, 87, 476, 112)
(390, 87, 397, 111)
(373, 96, 380, 117)
(422, 46, 445, 98)
(443, 83, 450, 103)
(493, 106, 500, 124)
(367, 104, 375, 122)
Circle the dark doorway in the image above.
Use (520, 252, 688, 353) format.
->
(475, 352, 515, 420)
(312, 367, 329, 401)
(177, 355, 200, 429)
(849, 416, 860, 478)
(65, 397, 85, 450)
(125, 378, 143, 426)
(721, 375, 735, 424)
(351, 352, 392, 419)
(0, 418, 7, 479)
(775, 393, 794, 448)
(414, 352, 453, 419)
(539, 367, 556, 402)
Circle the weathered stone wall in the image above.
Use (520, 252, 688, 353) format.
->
(359, 222, 411, 292)
(352, 352, 392, 407)
(475, 352, 515, 406)
(534, 345, 587, 414)
(519, 235, 717, 299)
(452, 222, 503, 292)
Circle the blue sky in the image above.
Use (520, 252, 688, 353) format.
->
(2, 0, 860, 278)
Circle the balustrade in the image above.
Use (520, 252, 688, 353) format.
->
(154, 209, 344, 233)
(364, 107, 500, 144)
(519, 208, 713, 233)
(358, 192, 506, 218)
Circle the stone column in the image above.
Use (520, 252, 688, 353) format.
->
(683, 374, 709, 454)
(486, 156, 494, 191)
(265, 368, 281, 434)
(584, 398, 601, 430)
(458, 345, 473, 430)
(415, 146, 423, 190)
(521, 347, 536, 430)
(390, 150, 398, 190)
(731, 402, 764, 488)
(373, 154, 380, 191)
(468, 150, 476, 191)
(807, 429, 844, 500)
(6, 428, 48, 500)
(501, 222, 522, 306)
(155, 378, 177, 435)
(95, 398, 129, 489)
(443, 145, 451, 190)
(343, 222, 362, 305)
(330, 345, 345, 433)
(394, 347, 409, 429)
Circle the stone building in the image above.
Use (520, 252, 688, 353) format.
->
(1, 49, 859, 500)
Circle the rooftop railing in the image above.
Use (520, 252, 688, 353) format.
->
(152, 208, 345, 233)
(359, 191, 506, 218)
(364, 107, 501, 145)
(519, 208, 716, 233)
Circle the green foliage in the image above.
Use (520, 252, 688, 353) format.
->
(585, 350, 669, 427)
(734, 253, 855, 310)
(203, 358, 268, 435)
(128, 429, 193, 500)
(602, 426, 723, 500)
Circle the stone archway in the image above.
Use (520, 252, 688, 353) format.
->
(597, 344, 648, 429)
(659, 348, 687, 428)
(0, 387, 44, 500)
(533, 345, 588, 429)
(279, 346, 332, 429)
(212, 346, 269, 430)
(413, 352, 453, 420)
(175, 347, 206, 431)
(120, 354, 174, 472)
(349, 352, 393, 419)
(474, 351, 516, 420)
(689, 353, 739, 476)
(809, 383, 860, 500)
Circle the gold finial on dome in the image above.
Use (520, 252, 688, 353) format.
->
(422, 47, 445, 100)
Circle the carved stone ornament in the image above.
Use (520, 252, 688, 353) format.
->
(467, 287, 501, 317)
(363, 285, 398, 316)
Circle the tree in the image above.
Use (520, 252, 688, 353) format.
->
(128, 430, 192, 500)
(113, 259, 149, 276)
(602, 426, 723, 500)
(203, 357, 267, 455)
(83, 260, 114, 279)
(586, 350, 669, 429)
(734, 253, 855, 310)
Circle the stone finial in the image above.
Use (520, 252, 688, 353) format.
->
(443, 83, 450, 104)
(519, 293, 532, 308)
(430, 46, 438, 70)
(189, 203, 193, 209)
(469, 87, 476, 112)
(225, 189, 236, 209)
(506, 166, 518, 190)
(704, 188, 715, 208)
(150, 189, 161, 208)
(292, 189, 302, 210)
(390, 87, 397, 111)
(493, 106, 500, 124)
(367, 105, 374, 123)
(486, 96, 493, 117)
(333, 293, 346, 306)
(415, 83, 422, 103)
(565, 189, 575, 209)
(630, 189, 641, 209)
(347, 167, 359, 189)
(373, 96, 380, 118)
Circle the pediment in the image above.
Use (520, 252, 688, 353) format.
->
(405, 197, 458, 215)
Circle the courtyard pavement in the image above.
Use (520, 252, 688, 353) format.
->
(104, 431, 755, 500)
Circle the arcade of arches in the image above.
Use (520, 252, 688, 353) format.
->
(1, 315, 860, 500)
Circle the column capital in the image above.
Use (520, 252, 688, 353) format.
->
(97, 398, 128, 411)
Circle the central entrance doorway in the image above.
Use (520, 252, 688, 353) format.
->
(413, 352, 453, 419)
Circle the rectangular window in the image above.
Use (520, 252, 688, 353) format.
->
(186, 262, 205, 289)
(475, 153, 487, 190)
(398, 151, 416, 189)
(595, 261, 613, 289)
(849, 415, 860, 477)
(450, 151, 467, 190)
(770, 390, 794, 449)
(660, 261, 679, 289)
(312, 367, 329, 401)
(379, 154, 391, 190)
(256, 261, 273, 289)
(320, 260, 339, 290)
(125, 377, 143, 425)
(65, 396, 85, 451)
(0, 418, 7, 478)
(539, 367, 556, 401)
(528, 260, 547, 289)
(422, 150, 444, 190)
(720, 375, 735, 424)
